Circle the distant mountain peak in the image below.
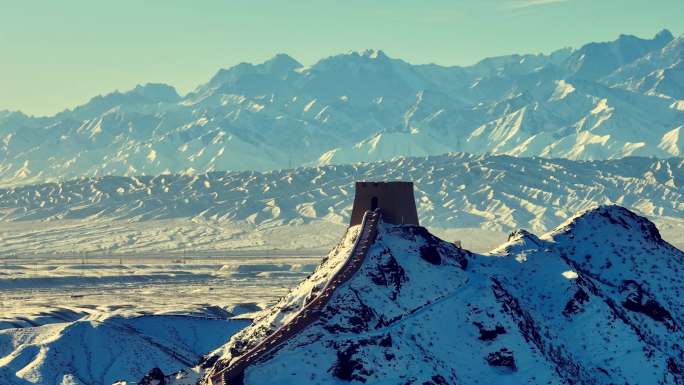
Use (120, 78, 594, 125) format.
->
(52, 82, 180, 120)
(614, 28, 673, 45)
(0, 110, 25, 119)
(262, 53, 303, 72)
(359, 48, 387, 59)
(130, 83, 181, 103)
(341, 48, 389, 60)
(654, 28, 675, 43)
(564, 29, 676, 80)
(0, 110, 30, 124)
(205, 54, 302, 89)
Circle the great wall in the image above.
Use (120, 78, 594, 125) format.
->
(207, 209, 380, 385)
(207, 181, 418, 384)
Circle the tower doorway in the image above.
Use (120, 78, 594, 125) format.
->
(370, 196, 379, 211)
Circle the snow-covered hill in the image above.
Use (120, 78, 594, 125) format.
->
(1, 31, 683, 185)
(0, 315, 248, 385)
(156, 205, 684, 385)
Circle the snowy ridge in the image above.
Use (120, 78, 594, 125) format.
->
(207, 210, 379, 384)
(158, 205, 684, 385)
(0, 154, 682, 255)
(208, 224, 364, 366)
(1, 31, 683, 185)
(0, 315, 248, 385)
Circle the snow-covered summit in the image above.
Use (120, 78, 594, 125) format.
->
(54, 83, 181, 121)
(340, 49, 389, 60)
(545, 204, 664, 244)
(563, 29, 674, 80)
(161, 204, 683, 384)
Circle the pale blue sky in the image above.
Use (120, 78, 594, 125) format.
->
(1, 0, 681, 116)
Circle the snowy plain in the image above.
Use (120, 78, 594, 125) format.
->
(0, 252, 321, 384)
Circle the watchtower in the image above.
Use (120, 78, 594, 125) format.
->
(349, 181, 419, 226)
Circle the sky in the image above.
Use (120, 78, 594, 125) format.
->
(1, 0, 682, 116)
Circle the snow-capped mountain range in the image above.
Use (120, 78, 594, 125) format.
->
(155, 205, 684, 385)
(1, 154, 682, 255)
(1, 30, 683, 186)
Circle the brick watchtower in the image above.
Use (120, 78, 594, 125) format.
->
(349, 181, 419, 226)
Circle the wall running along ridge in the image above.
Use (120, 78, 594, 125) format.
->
(207, 210, 381, 385)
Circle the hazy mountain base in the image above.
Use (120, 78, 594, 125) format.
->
(0, 218, 343, 256)
(1, 217, 682, 257)
(0, 250, 321, 329)
(0, 154, 682, 257)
